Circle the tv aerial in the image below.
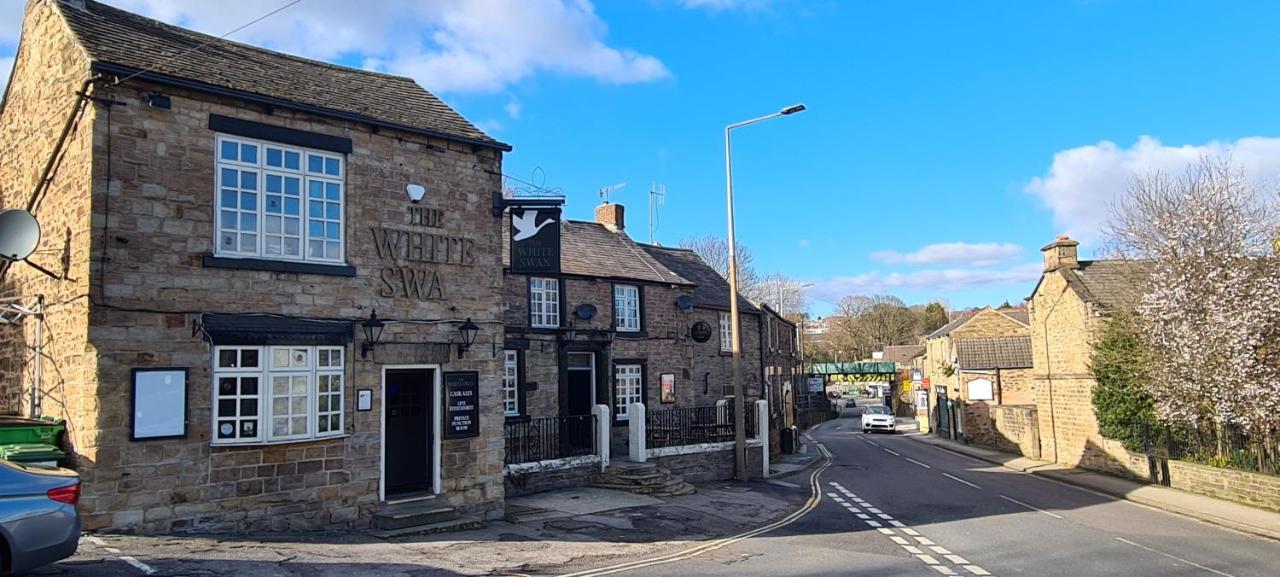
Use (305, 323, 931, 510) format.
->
(598, 182, 626, 204)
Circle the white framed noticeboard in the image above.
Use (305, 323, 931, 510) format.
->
(131, 368, 188, 441)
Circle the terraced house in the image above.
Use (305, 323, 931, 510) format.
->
(0, 0, 511, 532)
(500, 202, 797, 490)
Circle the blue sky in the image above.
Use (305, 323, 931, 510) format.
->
(5, 0, 1280, 316)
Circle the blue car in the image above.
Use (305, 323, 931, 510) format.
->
(0, 460, 80, 574)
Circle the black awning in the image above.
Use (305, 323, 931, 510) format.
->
(200, 314, 353, 346)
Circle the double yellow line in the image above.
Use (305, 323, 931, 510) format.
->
(556, 436, 833, 577)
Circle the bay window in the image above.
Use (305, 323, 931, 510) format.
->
(214, 345, 345, 444)
(216, 134, 344, 264)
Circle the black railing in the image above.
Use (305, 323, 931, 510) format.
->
(504, 414, 597, 465)
(1127, 423, 1279, 477)
(646, 403, 761, 449)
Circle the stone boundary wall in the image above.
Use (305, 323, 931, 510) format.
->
(650, 444, 764, 483)
(503, 455, 602, 498)
(1086, 437, 1280, 514)
(965, 404, 1041, 459)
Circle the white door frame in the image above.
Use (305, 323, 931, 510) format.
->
(379, 364, 443, 501)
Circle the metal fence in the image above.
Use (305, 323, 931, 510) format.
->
(1133, 423, 1280, 477)
(504, 414, 596, 465)
(646, 403, 759, 449)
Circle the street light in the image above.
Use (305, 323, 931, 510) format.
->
(724, 103, 806, 481)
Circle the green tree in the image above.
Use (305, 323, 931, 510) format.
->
(1090, 310, 1161, 451)
(920, 302, 948, 334)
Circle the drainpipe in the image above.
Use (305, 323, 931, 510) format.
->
(30, 295, 43, 417)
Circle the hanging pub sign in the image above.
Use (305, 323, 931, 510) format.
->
(443, 371, 480, 439)
(510, 207, 560, 274)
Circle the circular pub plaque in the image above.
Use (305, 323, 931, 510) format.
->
(689, 320, 713, 343)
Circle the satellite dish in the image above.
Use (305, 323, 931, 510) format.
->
(0, 210, 41, 261)
(406, 184, 426, 203)
(674, 295, 695, 311)
(575, 304, 597, 321)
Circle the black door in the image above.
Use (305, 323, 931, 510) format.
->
(564, 355, 594, 452)
(385, 369, 433, 496)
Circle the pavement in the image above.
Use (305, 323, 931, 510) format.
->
(40, 450, 820, 576)
(908, 429, 1280, 542)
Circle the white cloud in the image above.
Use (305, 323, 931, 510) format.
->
(798, 238, 811, 248)
(1025, 136, 1280, 244)
(96, 0, 668, 94)
(504, 95, 522, 119)
(808, 263, 1043, 304)
(870, 242, 1023, 267)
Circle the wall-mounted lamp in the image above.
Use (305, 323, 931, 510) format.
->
(456, 318, 480, 358)
(361, 310, 385, 359)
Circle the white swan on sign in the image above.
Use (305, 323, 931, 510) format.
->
(512, 210, 555, 241)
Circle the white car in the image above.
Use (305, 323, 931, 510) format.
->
(861, 405, 896, 434)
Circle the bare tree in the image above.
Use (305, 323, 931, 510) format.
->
(756, 272, 811, 319)
(1103, 156, 1280, 430)
(679, 234, 761, 297)
(827, 294, 920, 359)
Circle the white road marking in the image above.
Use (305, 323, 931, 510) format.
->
(868, 507, 883, 513)
(943, 473, 981, 489)
(915, 536, 935, 545)
(877, 513, 894, 520)
(1114, 537, 1237, 577)
(865, 520, 883, 528)
(964, 566, 991, 576)
(1000, 495, 1064, 519)
(883, 448, 901, 456)
(930, 546, 952, 554)
(857, 513, 871, 519)
(865, 439, 882, 447)
(903, 528, 920, 536)
(121, 556, 157, 575)
(877, 528, 896, 536)
(891, 536, 910, 545)
(917, 554, 940, 564)
(904, 545, 924, 554)
(945, 555, 970, 565)
(932, 566, 958, 576)
(906, 458, 932, 469)
(890, 520, 907, 528)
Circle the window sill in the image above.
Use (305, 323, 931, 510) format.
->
(209, 433, 350, 448)
(504, 415, 531, 424)
(203, 255, 356, 277)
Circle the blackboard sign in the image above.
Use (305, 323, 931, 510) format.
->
(510, 208, 560, 274)
(443, 371, 480, 439)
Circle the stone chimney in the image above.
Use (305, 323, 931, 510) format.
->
(595, 202, 625, 232)
(1041, 235, 1080, 272)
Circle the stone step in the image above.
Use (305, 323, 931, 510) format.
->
(373, 504, 458, 531)
(596, 471, 670, 486)
(369, 515, 484, 539)
(606, 460, 659, 474)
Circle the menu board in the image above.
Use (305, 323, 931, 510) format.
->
(443, 371, 480, 439)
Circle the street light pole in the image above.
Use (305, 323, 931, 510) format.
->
(725, 103, 805, 482)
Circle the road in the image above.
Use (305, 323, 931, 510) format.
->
(609, 402, 1280, 577)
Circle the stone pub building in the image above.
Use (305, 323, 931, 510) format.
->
(0, 0, 511, 531)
